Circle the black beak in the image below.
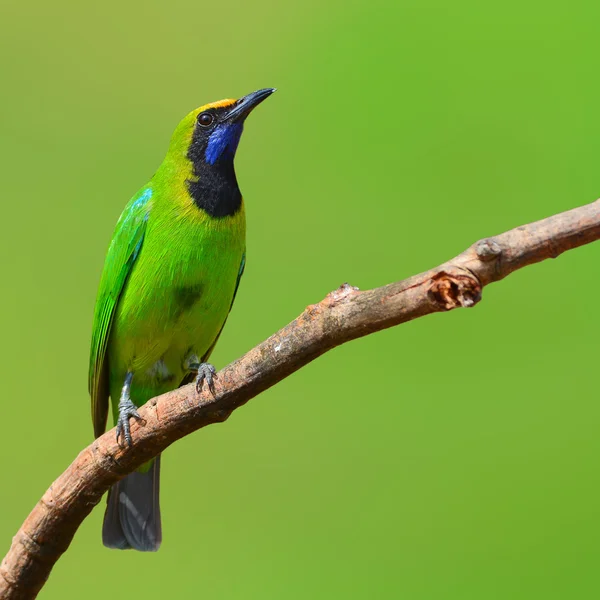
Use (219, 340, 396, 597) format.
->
(225, 88, 276, 123)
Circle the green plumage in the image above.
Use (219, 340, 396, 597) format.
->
(89, 112, 246, 436)
(88, 90, 273, 551)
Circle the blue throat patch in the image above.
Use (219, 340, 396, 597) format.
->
(205, 122, 244, 165)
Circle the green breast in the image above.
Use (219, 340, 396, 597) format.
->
(107, 189, 246, 408)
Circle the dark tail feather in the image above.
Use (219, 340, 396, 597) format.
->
(102, 455, 162, 551)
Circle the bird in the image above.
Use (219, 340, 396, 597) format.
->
(88, 88, 275, 551)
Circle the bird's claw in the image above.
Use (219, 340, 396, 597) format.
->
(116, 397, 142, 447)
(194, 363, 217, 396)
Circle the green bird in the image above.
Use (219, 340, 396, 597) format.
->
(88, 88, 275, 551)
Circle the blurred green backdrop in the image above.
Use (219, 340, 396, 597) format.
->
(1, 1, 600, 598)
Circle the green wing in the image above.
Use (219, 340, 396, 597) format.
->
(205, 251, 246, 355)
(229, 252, 246, 312)
(180, 252, 246, 387)
(88, 188, 152, 438)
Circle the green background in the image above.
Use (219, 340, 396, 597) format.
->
(1, 1, 599, 598)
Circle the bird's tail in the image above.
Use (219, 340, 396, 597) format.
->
(102, 455, 162, 551)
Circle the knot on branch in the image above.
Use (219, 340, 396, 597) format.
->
(428, 270, 481, 310)
(475, 239, 502, 261)
(325, 282, 360, 306)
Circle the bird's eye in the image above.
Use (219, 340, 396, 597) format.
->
(197, 112, 214, 127)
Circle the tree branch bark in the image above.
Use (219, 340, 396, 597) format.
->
(2, 199, 600, 599)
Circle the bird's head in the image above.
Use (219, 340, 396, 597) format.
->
(166, 88, 275, 169)
(161, 88, 274, 217)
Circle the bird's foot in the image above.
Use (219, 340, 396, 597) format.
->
(192, 362, 217, 395)
(116, 395, 141, 447)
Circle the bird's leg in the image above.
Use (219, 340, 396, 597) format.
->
(116, 371, 141, 447)
(186, 355, 217, 395)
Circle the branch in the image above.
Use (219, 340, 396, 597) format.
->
(2, 199, 600, 599)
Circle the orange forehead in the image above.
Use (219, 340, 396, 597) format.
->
(198, 98, 237, 112)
